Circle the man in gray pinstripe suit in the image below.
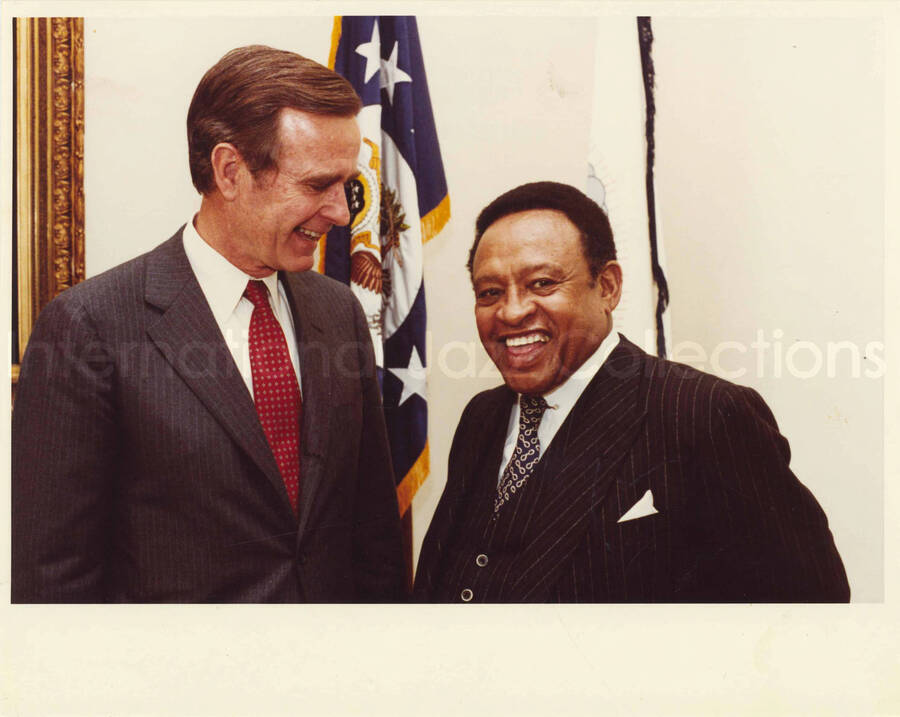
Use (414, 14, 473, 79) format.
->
(12, 46, 405, 602)
(414, 181, 849, 603)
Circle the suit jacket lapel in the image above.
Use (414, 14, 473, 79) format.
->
(143, 231, 290, 514)
(280, 271, 332, 537)
(502, 336, 650, 600)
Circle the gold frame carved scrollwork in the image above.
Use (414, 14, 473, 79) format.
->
(13, 17, 85, 386)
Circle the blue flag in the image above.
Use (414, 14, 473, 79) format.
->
(321, 16, 450, 518)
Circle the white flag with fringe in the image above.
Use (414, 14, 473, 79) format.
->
(586, 16, 669, 356)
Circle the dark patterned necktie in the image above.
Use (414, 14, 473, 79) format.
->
(244, 280, 302, 516)
(494, 394, 549, 513)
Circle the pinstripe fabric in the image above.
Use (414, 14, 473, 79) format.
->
(12, 229, 405, 603)
(414, 337, 850, 603)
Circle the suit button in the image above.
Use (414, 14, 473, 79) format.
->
(460, 588, 474, 602)
(475, 554, 488, 567)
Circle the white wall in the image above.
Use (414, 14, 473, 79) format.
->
(652, 16, 883, 602)
(84, 13, 883, 601)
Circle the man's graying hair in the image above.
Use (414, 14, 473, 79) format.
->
(187, 45, 362, 195)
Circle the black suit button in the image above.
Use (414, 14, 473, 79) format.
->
(460, 588, 474, 602)
(475, 554, 488, 567)
(297, 554, 307, 566)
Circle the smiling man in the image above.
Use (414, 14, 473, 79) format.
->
(12, 46, 405, 602)
(414, 181, 849, 603)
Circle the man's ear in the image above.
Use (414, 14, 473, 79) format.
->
(209, 143, 244, 201)
(598, 260, 623, 312)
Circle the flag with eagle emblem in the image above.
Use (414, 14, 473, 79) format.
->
(320, 16, 450, 544)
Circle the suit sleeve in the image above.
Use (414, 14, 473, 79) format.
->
(12, 295, 118, 602)
(693, 384, 850, 602)
(347, 297, 406, 601)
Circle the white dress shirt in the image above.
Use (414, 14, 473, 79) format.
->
(181, 217, 301, 398)
(497, 331, 621, 483)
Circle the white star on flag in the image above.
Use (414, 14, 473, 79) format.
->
(355, 21, 381, 83)
(380, 41, 412, 103)
(388, 346, 427, 406)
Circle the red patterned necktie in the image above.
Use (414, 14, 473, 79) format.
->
(244, 279, 302, 516)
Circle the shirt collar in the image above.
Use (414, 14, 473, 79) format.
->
(539, 330, 621, 413)
(182, 216, 280, 325)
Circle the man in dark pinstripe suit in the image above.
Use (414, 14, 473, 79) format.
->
(414, 182, 849, 603)
(12, 46, 405, 602)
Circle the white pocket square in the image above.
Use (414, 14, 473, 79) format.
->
(617, 489, 658, 523)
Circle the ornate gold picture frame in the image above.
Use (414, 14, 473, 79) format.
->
(13, 17, 85, 385)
